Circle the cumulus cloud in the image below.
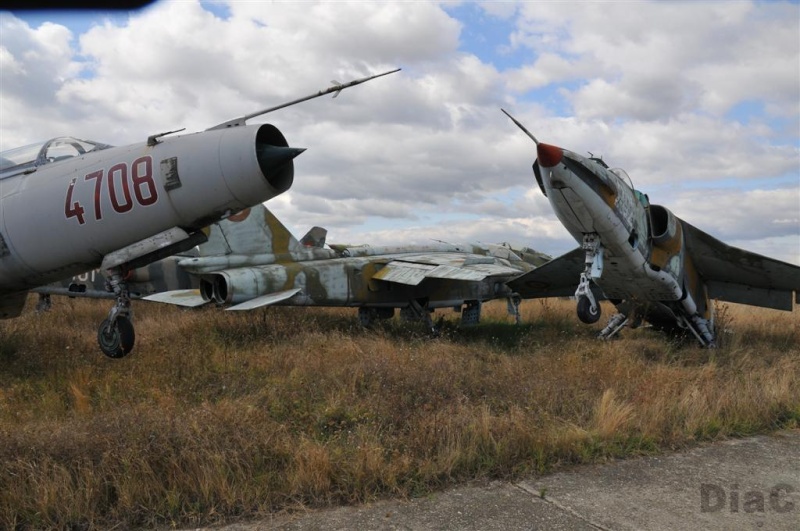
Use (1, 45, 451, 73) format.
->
(0, 0, 797, 266)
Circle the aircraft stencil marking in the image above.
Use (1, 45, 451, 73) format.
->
(65, 156, 158, 224)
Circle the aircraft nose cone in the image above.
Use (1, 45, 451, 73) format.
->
(257, 145, 306, 170)
(537, 143, 563, 168)
(256, 145, 306, 193)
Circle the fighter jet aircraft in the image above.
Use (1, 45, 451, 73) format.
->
(502, 109, 800, 347)
(0, 69, 399, 357)
(36, 203, 550, 331)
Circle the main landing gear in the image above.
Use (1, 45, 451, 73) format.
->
(506, 294, 522, 325)
(98, 267, 135, 358)
(575, 233, 603, 324)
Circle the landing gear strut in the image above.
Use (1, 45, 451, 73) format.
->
(358, 307, 394, 327)
(401, 299, 439, 336)
(98, 267, 135, 358)
(575, 233, 603, 324)
(35, 293, 52, 313)
(598, 312, 628, 339)
(506, 294, 522, 325)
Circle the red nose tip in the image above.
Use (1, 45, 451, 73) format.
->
(537, 143, 563, 168)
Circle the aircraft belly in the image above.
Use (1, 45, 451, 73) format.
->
(597, 257, 682, 302)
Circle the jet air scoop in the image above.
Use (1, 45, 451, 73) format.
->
(537, 143, 563, 168)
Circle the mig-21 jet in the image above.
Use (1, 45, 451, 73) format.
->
(502, 109, 800, 347)
(36, 203, 551, 333)
(0, 69, 399, 357)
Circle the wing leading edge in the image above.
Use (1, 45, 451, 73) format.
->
(505, 247, 584, 298)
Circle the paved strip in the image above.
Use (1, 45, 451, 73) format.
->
(202, 430, 800, 530)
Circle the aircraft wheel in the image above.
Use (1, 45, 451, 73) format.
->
(98, 316, 135, 358)
(577, 296, 601, 324)
(358, 307, 379, 327)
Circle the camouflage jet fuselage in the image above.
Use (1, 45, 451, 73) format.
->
(39, 205, 550, 328)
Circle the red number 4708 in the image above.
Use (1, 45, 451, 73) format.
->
(65, 156, 158, 225)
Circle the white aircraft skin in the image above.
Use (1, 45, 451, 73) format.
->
(0, 70, 398, 358)
(503, 109, 800, 347)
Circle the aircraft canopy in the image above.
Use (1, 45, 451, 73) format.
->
(0, 137, 112, 179)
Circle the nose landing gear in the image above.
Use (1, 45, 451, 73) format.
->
(97, 267, 135, 358)
(577, 294, 601, 324)
(98, 316, 135, 358)
(575, 233, 603, 324)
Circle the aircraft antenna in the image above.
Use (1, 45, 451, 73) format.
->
(207, 68, 401, 130)
(501, 108, 538, 145)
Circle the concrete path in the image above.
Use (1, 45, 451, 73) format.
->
(205, 430, 800, 530)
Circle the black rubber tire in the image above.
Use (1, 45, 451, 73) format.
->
(577, 296, 601, 324)
(98, 316, 135, 358)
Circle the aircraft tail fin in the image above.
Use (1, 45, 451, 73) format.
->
(199, 204, 301, 257)
(299, 226, 327, 248)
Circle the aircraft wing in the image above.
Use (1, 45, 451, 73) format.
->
(226, 288, 302, 311)
(505, 247, 585, 298)
(372, 254, 523, 286)
(682, 221, 800, 310)
(143, 289, 209, 307)
(143, 287, 303, 310)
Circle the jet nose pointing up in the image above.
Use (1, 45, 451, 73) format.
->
(537, 143, 563, 168)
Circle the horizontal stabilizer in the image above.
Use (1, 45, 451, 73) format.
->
(143, 289, 209, 307)
(226, 288, 302, 311)
(300, 226, 327, 248)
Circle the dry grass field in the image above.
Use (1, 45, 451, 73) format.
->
(1, 295, 798, 529)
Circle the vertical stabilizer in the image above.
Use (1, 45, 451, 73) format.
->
(199, 204, 300, 257)
(300, 226, 327, 248)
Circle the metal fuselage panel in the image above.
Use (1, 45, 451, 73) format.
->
(0, 125, 290, 293)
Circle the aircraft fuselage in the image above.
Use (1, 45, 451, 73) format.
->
(0, 125, 298, 296)
(535, 142, 713, 343)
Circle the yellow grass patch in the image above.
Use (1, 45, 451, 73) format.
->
(0, 295, 798, 528)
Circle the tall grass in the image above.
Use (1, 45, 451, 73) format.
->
(0, 296, 798, 529)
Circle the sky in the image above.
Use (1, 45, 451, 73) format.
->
(1, 0, 799, 265)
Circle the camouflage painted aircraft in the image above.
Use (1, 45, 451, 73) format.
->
(502, 109, 800, 347)
(1, 69, 398, 357)
(36, 204, 551, 333)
